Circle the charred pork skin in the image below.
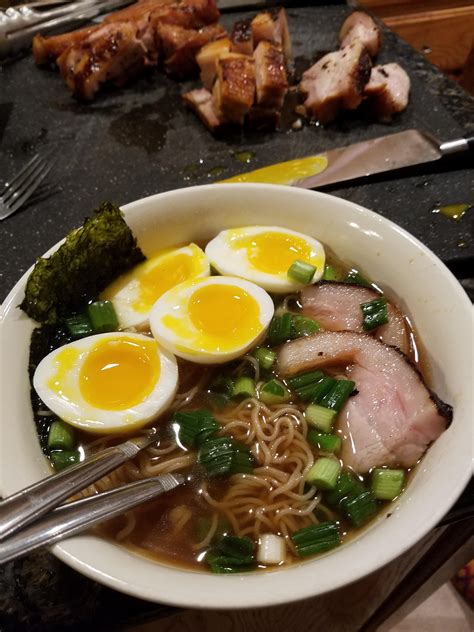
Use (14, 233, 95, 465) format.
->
(338, 11, 381, 59)
(253, 41, 288, 109)
(212, 53, 256, 124)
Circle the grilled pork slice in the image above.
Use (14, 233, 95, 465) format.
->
(364, 63, 411, 120)
(196, 37, 231, 90)
(251, 8, 292, 62)
(183, 87, 224, 131)
(338, 11, 381, 58)
(157, 22, 226, 77)
(300, 41, 371, 123)
(57, 22, 149, 101)
(253, 41, 288, 109)
(230, 19, 253, 56)
(301, 282, 409, 354)
(212, 53, 256, 124)
(33, 26, 100, 66)
(277, 332, 451, 473)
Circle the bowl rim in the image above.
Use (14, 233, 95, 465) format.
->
(1, 183, 472, 609)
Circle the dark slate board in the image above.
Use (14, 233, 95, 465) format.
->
(1, 5, 474, 302)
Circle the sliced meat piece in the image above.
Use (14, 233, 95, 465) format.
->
(57, 22, 149, 101)
(251, 8, 292, 62)
(299, 40, 371, 124)
(253, 41, 288, 109)
(196, 37, 231, 90)
(338, 11, 381, 58)
(230, 19, 253, 56)
(183, 87, 224, 131)
(277, 331, 451, 473)
(32, 26, 100, 66)
(364, 63, 410, 120)
(157, 22, 226, 77)
(212, 52, 256, 124)
(178, 0, 220, 26)
(301, 282, 410, 354)
(105, 0, 172, 24)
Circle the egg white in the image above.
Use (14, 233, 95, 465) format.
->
(205, 226, 325, 293)
(149, 276, 274, 364)
(101, 244, 210, 329)
(33, 332, 178, 434)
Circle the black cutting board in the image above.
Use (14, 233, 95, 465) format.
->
(1, 5, 473, 303)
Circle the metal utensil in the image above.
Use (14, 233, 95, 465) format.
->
(0, 473, 185, 564)
(223, 130, 474, 188)
(0, 152, 54, 220)
(0, 431, 158, 540)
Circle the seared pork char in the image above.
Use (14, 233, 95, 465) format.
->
(364, 63, 411, 119)
(338, 11, 381, 58)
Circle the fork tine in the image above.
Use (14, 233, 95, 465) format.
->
(3, 156, 51, 205)
(3, 163, 53, 218)
(2, 154, 41, 193)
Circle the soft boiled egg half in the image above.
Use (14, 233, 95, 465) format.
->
(150, 276, 274, 364)
(100, 244, 210, 329)
(33, 332, 178, 434)
(205, 226, 325, 293)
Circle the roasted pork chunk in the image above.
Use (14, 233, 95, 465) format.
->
(212, 53, 256, 124)
(33, 26, 100, 66)
(338, 11, 381, 58)
(253, 41, 288, 109)
(300, 41, 371, 123)
(196, 37, 231, 90)
(364, 63, 410, 119)
(230, 19, 253, 56)
(251, 8, 292, 62)
(183, 87, 224, 130)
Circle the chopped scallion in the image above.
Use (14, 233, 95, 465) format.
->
(309, 377, 338, 404)
(360, 297, 389, 331)
(320, 380, 355, 411)
(253, 347, 276, 370)
(87, 300, 119, 333)
(305, 403, 337, 433)
(287, 260, 317, 284)
(232, 377, 256, 399)
(307, 431, 342, 453)
(305, 457, 341, 489)
(47, 420, 75, 451)
(342, 490, 378, 527)
(291, 314, 320, 337)
(64, 314, 93, 339)
(259, 379, 291, 405)
(345, 269, 371, 287)
(171, 409, 219, 448)
(325, 471, 365, 507)
(198, 437, 253, 476)
(206, 535, 256, 573)
(267, 312, 293, 345)
(291, 521, 340, 557)
(322, 264, 342, 282)
(50, 449, 81, 471)
(371, 468, 405, 500)
(286, 370, 325, 391)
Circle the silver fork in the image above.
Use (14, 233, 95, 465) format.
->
(0, 152, 54, 221)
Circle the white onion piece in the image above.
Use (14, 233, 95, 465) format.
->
(257, 534, 286, 565)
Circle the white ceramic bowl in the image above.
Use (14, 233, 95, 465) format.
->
(1, 184, 472, 609)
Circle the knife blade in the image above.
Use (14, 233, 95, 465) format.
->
(221, 130, 473, 188)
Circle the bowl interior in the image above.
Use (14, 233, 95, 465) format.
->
(0, 184, 471, 609)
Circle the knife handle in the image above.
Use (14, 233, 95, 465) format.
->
(440, 135, 474, 155)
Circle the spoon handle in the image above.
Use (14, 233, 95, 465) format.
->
(0, 473, 184, 565)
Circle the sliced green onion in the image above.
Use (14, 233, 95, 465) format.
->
(305, 403, 337, 432)
(259, 379, 291, 405)
(209, 376, 234, 397)
(305, 457, 341, 489)
(198, 437, 253, 476)
(171, 409, 219, 448)
(309, 377, 338, 404)
(267, 312, 293, 345)
(50, 449, 81, 471)
(360, 297, 389, 331)
(64, 314, 93, 339)
(253, 347, 276, 370)
(342, 490, 378, 527)
(87, 300, 119, 333)
(291, 521, 340, 557)
(286, 370, 325, 391)
(325, 471, 365, 507)
(371, 468, 405, 500)
(320, 380, 355, 411)
(288, 260, 317, 284)
(291, 314, 320, 337)
(307, 431, 342, 453)
(322, 264, 342, 282)
(345, 268, 371, 287)
(47, 420, 75, 451)
(232, 377, 256, 399)
(206, 535, 256, 573)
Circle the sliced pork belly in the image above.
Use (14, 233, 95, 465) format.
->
(364, 63, 410, 120)
(212, 53, 256, 124)
(300, 40, 371, 123)
(157, 22, 226, 77)
(338, 11, 381, 59)
(251, 8, 292, 62)
(57, 22, 150, 101)
(301, 282, 409, 354)
(104, 0, 174, 24)
(253, 41, 288, 109)
(33, 26, 100, 66)
(278, 332, 451, 473)
(183, 87, 224, 131)
(196, 37, 231, 90)
(230, 19, 253, 56)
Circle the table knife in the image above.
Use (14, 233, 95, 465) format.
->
(222, 129, 474, 188)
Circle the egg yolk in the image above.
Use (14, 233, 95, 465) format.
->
(79, 338, 160, 410)
(229, 231, 314, 275)
(188, 284, 261, 341)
